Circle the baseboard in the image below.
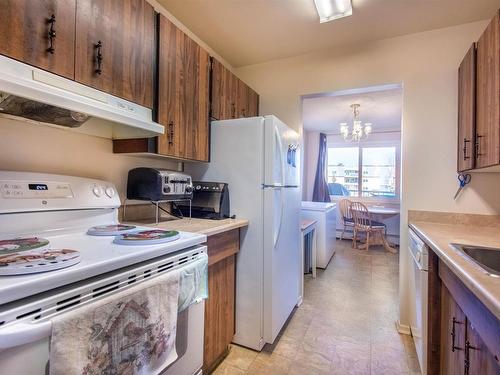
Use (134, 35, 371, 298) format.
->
(296, 296, 303, 307)
(395, 320, 411, 335)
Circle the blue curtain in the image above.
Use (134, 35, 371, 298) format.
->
(312, 133, 331, 202)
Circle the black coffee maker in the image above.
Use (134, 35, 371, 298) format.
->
(176, 182, 230, 220)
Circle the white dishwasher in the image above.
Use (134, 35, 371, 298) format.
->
(408, 228, 429, 375)
(301, 201, 337, 268)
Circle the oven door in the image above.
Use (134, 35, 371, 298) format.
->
(0, 301, 204, 375)
(0, 247, 206, 375)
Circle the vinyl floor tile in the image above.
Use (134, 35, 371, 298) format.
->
(213, 240, 421, 375)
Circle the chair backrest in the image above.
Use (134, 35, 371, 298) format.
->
(338, 199, 352, 223)
(350, 201, 372, 229)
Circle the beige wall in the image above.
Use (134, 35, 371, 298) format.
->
(0, 118, 179, 199)
(0, 1, 233, 201)
(236, 20, 500, 327)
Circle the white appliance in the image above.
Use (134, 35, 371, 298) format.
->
(0, 55, 163, 139)
(408, 227, 429, 375)
(301, 201, 337, 268)
(188, 115, 301, 350)
(0, 171, 206, 375)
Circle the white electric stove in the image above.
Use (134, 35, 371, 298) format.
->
(0, 171, 206, 375)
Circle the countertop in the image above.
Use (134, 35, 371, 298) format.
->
(409, 220, 500, 320)
(127, 217, 249, 237)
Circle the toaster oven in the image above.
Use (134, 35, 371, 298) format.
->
(127, 168, 193, 201)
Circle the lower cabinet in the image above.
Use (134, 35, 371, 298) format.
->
(440, 285, 466, 374)
(204, 229, 240, 373)
(465, 320, 500, 375)
(436, 258, 500, 375)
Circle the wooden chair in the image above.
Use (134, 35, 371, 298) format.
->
(338, 199, 354, 240)
(350, 201, 395, 253)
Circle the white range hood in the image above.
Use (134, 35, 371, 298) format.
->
(0, 55, 163, 139)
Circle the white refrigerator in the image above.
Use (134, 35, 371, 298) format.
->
(188, 115, 301, 350)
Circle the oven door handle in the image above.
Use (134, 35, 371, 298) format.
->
(0, 321, 52, 350)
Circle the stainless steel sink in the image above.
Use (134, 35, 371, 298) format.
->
(450, 244, 500, 277)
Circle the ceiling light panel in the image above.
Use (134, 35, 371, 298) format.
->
(314, 0, 353, 23)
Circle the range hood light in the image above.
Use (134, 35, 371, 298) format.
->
(314, 0, 353, 23)
(70, 111, 89, 123)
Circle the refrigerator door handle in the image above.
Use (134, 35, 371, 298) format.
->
(274, 187, 285, 248)
(274, 125, 286, 186)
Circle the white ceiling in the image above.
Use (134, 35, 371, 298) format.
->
(302, 85, 403, 133)
(157, 0, 500, 67)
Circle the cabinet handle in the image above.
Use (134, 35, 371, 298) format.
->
(231, 103, 236, 118)
(94, 41, 103, 75)
(46, 14, 56, 54)
(463, 138, 471, 161)
(168, 122, 174, 146)
(475, 135, 484, 158)
(451, 317, 463, 352)
(464, 340, 478, 375)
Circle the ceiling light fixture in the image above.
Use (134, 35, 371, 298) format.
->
(314, 0, 353, 23)
(340, 104, 372, 142)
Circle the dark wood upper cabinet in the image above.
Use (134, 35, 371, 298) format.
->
(237, 78, 259, 118)
(0, 0, 76, 79)
(157, 15, 210, 161)
(211, 58, 237, 120)
(457, 44, 476, 172)
(211, 58, 259, 120)
(475, 11, 500, 169)
(247, 85, 259, 118)
(74, 0, 154, 108)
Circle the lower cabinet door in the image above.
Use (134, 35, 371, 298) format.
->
(465, 320, 500, 375)
(440, 285, 466, 374)
(204, 255, 236, 372)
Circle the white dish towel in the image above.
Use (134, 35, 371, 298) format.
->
(50, 268, 181, 375)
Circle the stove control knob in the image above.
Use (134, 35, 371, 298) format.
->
(195, 185, 201, 190)
(105, 187, 115, 198)
(92, 185, 103, 197)
(185, 185, 193, 193)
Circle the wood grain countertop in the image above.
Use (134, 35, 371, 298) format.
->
(127, 217, 249, 237)
(409, 221, 500, 320)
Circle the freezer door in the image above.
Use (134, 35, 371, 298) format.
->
(264, 116, 300, 188)
(263, 185, 301, 344)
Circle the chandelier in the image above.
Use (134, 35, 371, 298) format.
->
(340, 104, 372, 141)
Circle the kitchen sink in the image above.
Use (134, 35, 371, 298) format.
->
(450, 244, 500, 277)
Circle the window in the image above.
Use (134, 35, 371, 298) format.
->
(327, 144, 399, 199)
(327, 147, 359, 196)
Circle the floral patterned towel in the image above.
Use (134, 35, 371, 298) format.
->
(50, 269, 181, 375)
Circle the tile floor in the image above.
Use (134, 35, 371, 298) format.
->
(213, 240, 421, 375)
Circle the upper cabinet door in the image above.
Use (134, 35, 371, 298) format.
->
(475, 11, 500, 169)
(247, 86, 260, 117)
(75, 0, 154, 108)
(0, 0, 76, 79)
(211, 58, 237, 120)
(237, 79, 259, 118)
(157, 15, 210, 161)
(458, 44, 476, 172)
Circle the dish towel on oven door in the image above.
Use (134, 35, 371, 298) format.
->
(49, 268, 181, 375)
(178, 252, 208, 312)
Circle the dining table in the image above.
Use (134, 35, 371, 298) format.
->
(352, 205, 400, 253)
